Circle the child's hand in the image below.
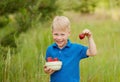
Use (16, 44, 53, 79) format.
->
(82, 29, 92, 38)
(44, 66, 55, 75)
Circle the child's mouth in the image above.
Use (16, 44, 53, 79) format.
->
(57, 41, 63, 44)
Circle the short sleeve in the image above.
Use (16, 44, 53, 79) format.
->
(80, 46, 88, 59)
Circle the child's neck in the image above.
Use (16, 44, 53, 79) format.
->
(58, 43, 67, 49)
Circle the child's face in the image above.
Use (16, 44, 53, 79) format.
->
(52, 30, 70, 49)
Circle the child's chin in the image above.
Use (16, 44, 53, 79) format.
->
(58, 45, 62, 47)
(58, 45, 63, 48)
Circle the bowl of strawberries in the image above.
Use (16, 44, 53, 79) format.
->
(45, 57, 62, 71)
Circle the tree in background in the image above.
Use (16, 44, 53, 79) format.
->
(60, 0, 98, 14)
(0, 0, 62, 48)
(0, 0, 62, 58)
(79, 0, 98, 14)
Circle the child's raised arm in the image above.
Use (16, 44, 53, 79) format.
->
(82, 29, 97, 56)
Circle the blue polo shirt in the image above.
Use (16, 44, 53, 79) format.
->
(45, 40, 88, 82)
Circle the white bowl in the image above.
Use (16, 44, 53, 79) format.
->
(45, 61, 62, 71)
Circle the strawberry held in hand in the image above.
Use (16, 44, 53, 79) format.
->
(79, 33, 85, 40)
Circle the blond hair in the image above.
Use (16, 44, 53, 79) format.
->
(52, 16, 70, 31)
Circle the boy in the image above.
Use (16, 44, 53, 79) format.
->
(44, 16, 97, 82)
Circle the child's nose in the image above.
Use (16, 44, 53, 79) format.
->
(57, 35, 62, 39)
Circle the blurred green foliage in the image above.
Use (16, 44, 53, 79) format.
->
(0, 0, 61, 48)
(0, 0, 120, 57)
(78, 0, 98, 14)
(0, 0, 35, 15)
(0, 16, 9, 27)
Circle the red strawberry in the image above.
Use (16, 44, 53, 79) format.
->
(47, 57, 53, 62)
(53, 58, 59, 61)
(79, 33, 85, 39)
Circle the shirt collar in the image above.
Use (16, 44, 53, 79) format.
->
(53, 39, 71, 49)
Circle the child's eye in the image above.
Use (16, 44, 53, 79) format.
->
(54, 34, 58, 36)
(61, 34, 65, 36)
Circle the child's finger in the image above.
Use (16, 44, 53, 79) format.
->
(49, 70, 55, 75)
(44, 65, 47, 68)
(44, 67, 48, 72)
(45, 68, 54, 75)
(48, 69, 55, 75)
(44, 66, 50, 72)
(82, 29, 89, 34)
(48, 69, 53, 72)
(82, 30, 92, 38)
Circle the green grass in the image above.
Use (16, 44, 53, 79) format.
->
(0, 16, 120, 82)
(70, 19, 120, 82)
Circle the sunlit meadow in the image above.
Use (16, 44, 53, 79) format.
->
(1, 13, 120, 82)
